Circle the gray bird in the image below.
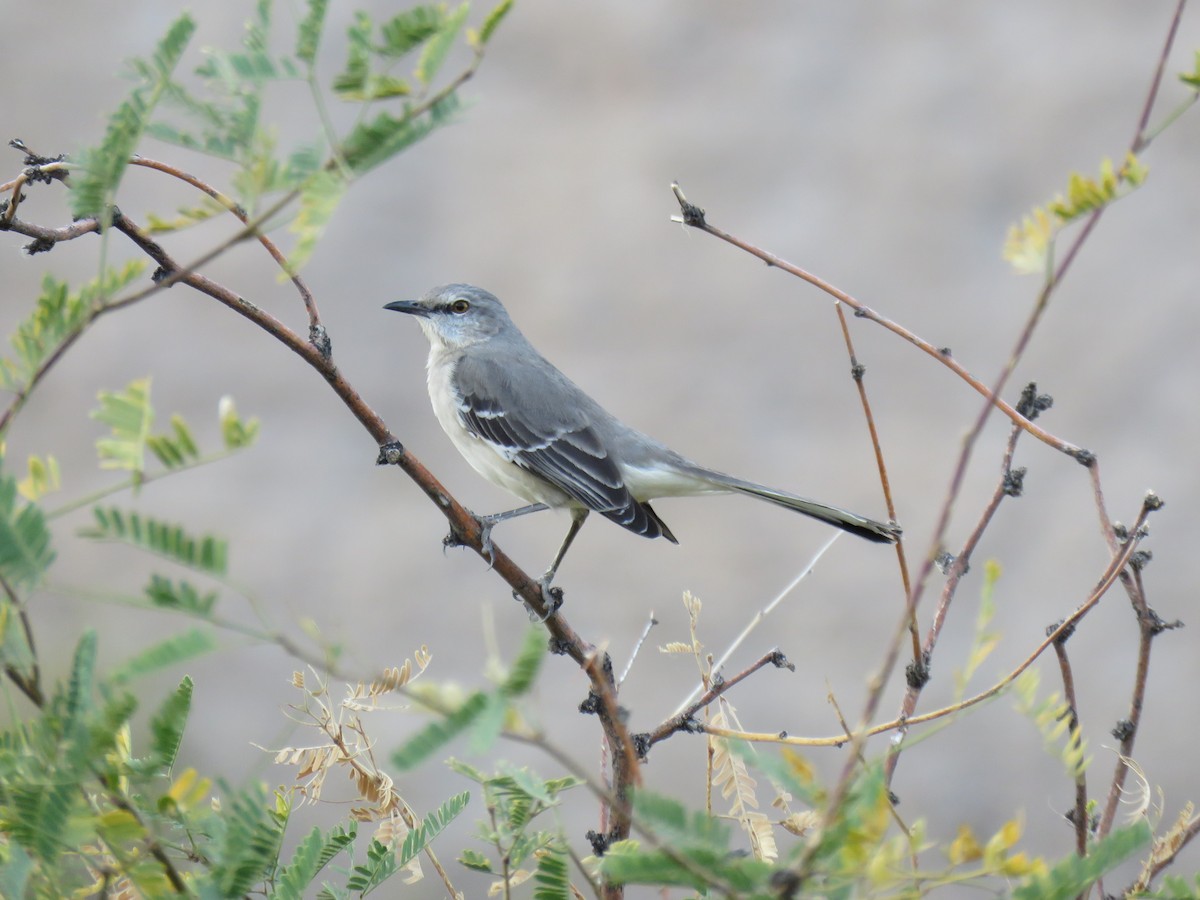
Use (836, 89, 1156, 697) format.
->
(385, 284, 898, 589)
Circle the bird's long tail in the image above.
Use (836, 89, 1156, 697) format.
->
(694, 469, 900, 544)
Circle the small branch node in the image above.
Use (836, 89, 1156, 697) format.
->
(1002, 466, 1027, 498)
(585, 828, 619, 858)
(669, 181, 706, 227)
(938, 346, 952, 357)
(1016, 382, 1054, 420)
(1140, 606, 1183, 636)
(1111, 718, 1135, 741)
(904, 652, 931, 689)
(578, 691, 601, 716)
(375, 440, 405, 465)
(850, 362, 866, 382)
(768, 650, 795, 672)
(1047, 618, 1076, 645)
(631, 732, 652, 760)
(22, 236, 54, 255)
(309, 323, 332, 359)
(1142, 490, 1164, 512)
(933, 551, 959, 575)
(1070, 447, 1097, 467)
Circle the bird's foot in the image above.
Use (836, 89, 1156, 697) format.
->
(477, 516, 497, 569)
(513, 576, 563, 623)
(442, 522, 468, 555)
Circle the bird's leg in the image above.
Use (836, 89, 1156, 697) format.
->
(539, 509, 589, 592)
(444, 502, 550, 564)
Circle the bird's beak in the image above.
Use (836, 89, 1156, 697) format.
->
(383, 300, 431, 317)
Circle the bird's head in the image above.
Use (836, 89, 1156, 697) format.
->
(384, 284, 516, 351)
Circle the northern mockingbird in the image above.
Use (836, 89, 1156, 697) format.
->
(385, 284, 898, 588)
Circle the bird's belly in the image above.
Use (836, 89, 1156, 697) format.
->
(426, 351, 572, 508)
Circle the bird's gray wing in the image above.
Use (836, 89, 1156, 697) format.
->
(454, 354, 676, 541)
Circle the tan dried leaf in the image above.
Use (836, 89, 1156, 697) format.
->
(658, 642, 694, 654)
(780, 811, 819, 836)
(489, 869, 533, 895)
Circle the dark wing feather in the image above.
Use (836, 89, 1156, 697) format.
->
(455, 356, 676, 542)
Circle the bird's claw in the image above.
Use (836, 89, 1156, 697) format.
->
(477, 517, 497, 570)
(512, 578, 563, 623)
(442, 525, 468, 555)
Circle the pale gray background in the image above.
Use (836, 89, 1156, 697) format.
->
(3, 1, 1199, 894)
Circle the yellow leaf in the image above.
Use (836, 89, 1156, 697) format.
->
(780, 747, 816, 786)
(162, 767, 212, 814)
(1003, 207, 1056, 275)
(947, 824, 983, 864)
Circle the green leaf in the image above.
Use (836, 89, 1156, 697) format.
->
(65, 631, 99, 731)
(533, 844, 570, 900)
(91, 378, 155, 477)
(0, 263, 145, 402)
(0, 470, 55, 588)
(296, 0, 329, 64)
(206, 783, 288, 896)
(109, 628, 216, 683)
(143, 575, 219, 616)
(289, 169, 348, 269)
(81, 507, 229, 576)
(599, 840, 772, 893)
(347, 839, 396, 894)
(149, 675, 193, 772)
(6, 778, 78, 863)
(0, 841, 34, 898)
(145, 414, 202, 469)
(379, 6, 444, 58)
(219, 395, 261, 450)
(332, 11, 373, 98)
(1182, 50, 1200, 89)
(416, 2, 469, 86)
(631, 788, 732, 851)
(501, 627, 545, 697)
(17, 454, 61, 502)
(475, 0, 515, 47)
(468, 693, 507, 753)
(457, 848, 493, 872)
(1012, 821, 1151, 899)
(276, 823, 356, 900)
(72, 14, 197, 220)
(195, 0, 300, 85)
(340, 92, 461, 175)
(396, 791, 470, 870)
(392, 691, 489, 770)
(0, 277, 84, 392)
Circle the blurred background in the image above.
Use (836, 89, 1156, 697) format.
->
(3, 0, 1199, 892)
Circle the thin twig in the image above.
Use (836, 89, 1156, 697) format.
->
(617, 612, 658, 686)
(885, 421, 1024, 782)
(699, 502, 1154, 749)
(671, 533, 839, 716)
(1098, 553, 1180, 840)
(128, 156, 325, 331)
(644, 650, 794, 749)
(0, 573, 43, 706)
(1051, 635, 1089, 861)
(670, 183, 1083, 458)
(832, 300, 917, 660)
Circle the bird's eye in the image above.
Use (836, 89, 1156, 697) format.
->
(450, 298, 471, 314)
